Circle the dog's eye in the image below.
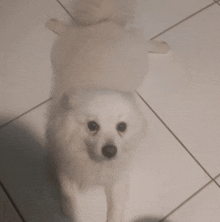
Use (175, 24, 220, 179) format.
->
(88, 121, 99, 131)
(116, 122, 127, 132)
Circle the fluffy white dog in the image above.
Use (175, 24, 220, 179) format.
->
(46, 0, 169, 222)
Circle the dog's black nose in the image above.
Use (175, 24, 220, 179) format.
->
(102, 145, 117, 159)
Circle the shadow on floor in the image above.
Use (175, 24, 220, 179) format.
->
(0, 117, 66, 222)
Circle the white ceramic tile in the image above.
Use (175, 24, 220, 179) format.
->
(0, 0, 70, 52)
(132, 0, 213, 39)
(0, 0, 69, 126)
(167, 182, 220, 222)
(138, 4, 220, 176)
(0, 186, 23, 222)
(0, 95, 209, 221)
(123, 97, 209, 221)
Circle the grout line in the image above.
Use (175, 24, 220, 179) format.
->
(0, 180, 26, 222)
(136, 91, 220, 189)
(150, 1, 216, 40)
(0, 98, 52, 129)
(159, 173, 220, 221)
(214, 0, 220, 6)
(214, 172, 220, 187)
(56, 0, 76, 22)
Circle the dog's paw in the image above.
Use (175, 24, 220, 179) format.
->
(158, 41, 170, 54)
(45, 19, 68, 36)
(148, 40, 170, 54)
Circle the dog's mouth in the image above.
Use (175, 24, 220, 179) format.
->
(86, 144, 118, 162)
(87, 148, 104, 162)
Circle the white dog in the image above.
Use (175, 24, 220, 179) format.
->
(46, 0, 169, 222)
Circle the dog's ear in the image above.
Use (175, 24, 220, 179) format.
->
(45, 19, 69, 36)
(60, 93, 72, 110)
(60, 90, 85, 110)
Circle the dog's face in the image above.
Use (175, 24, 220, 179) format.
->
(59, 89, 147, 162)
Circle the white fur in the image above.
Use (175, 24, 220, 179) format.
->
(46, 20, 150, 107)
(46, 90, 147, 222)
(46, 0, 169, 221)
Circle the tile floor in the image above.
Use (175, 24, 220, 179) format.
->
(0, 0, 220, 221)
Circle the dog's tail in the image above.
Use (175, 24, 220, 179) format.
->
(70, 0, 135, 26)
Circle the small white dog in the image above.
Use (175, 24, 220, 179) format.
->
(46, 0, 169, 222)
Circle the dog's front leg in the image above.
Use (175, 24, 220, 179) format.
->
(60, 177, 82, 222)
(105, 177, 129, 222)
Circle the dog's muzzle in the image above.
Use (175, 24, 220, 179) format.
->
(102, 145, 117, 159)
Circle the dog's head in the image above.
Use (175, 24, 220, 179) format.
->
(58, 89, 147, 162)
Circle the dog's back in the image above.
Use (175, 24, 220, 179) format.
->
(46, 0, 149, 108)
